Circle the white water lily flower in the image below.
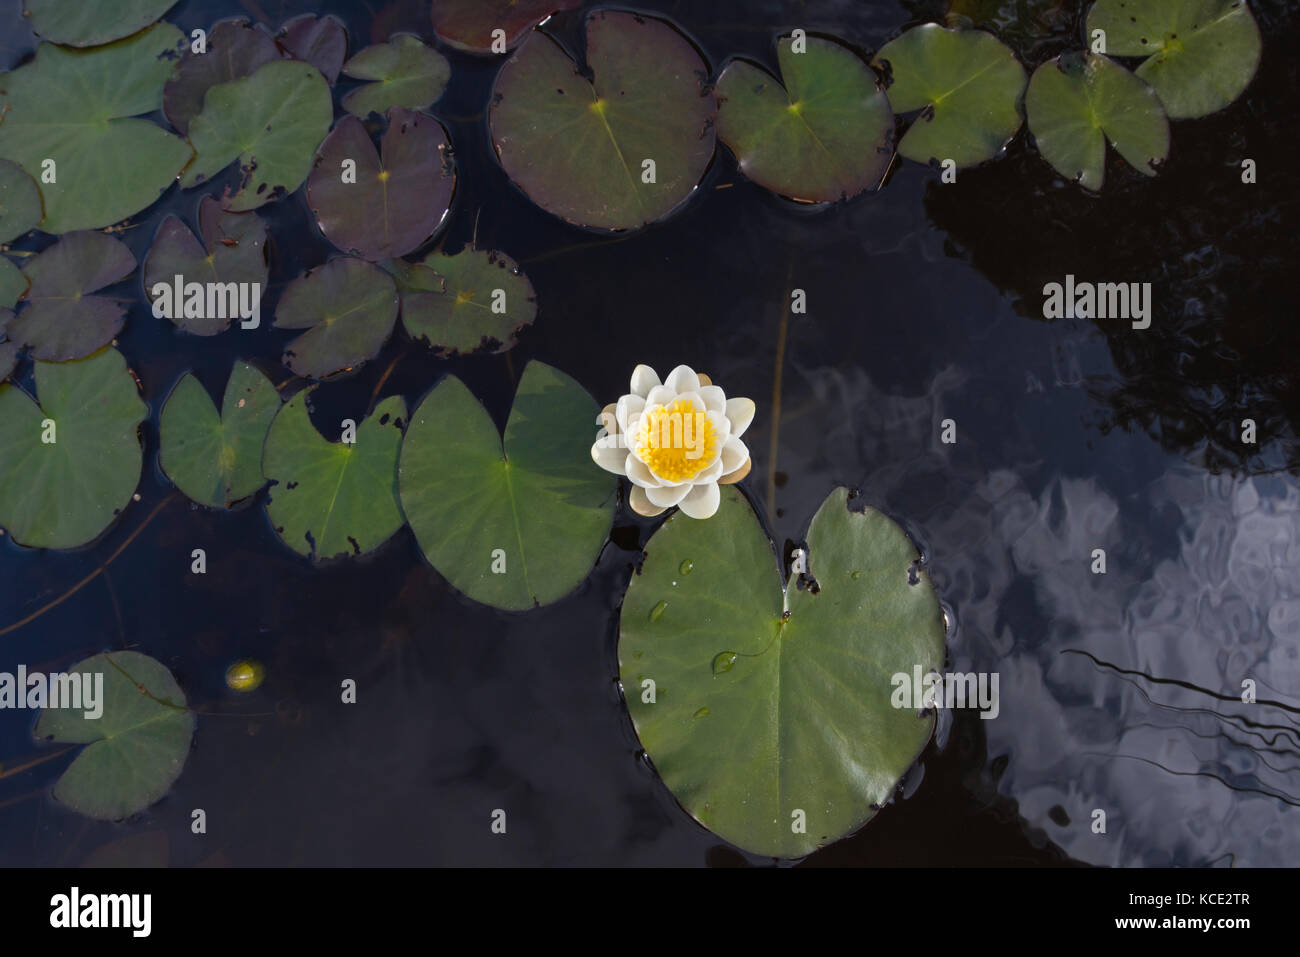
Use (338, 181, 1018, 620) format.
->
(591, 364, 755, 520)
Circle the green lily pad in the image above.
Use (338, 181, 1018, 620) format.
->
(34, 651, 194, 821)
(0, 24, 193, 234)
(431, 0, 583, 54)
(163, 19, 282, 136)
(621, 486, 945, 858)
(159, 361, 279, 508)
(1086, 0, 1261, 119)
(0, 159, 42, 244)
(399, 361, 616, 610)
(278, 14, 348, 85)
(717, 35, 894, 203)
(274, 258, 399, 378)
(0, 256, 26, 309)
(24, 0, 178, 47)
(872, 23, 1026, 167)
(1026, 52, 1170, 191)
(0, 347, 146, 549)
(342, 35, 451, 117)
(180, 59, 333, 211)
(306, 108, 455, 262)
(489, 10, 717, 231)
(8, 231, 136, 362)
(0, 310, 17, 382)
(143, 197, 268, 336)
(390, 248, 536, 356)
(262, 388, 407, 562)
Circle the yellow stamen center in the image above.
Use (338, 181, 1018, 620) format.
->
(634, 399, 717, 483)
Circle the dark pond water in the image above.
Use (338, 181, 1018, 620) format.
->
(2, 0, 1298, 866)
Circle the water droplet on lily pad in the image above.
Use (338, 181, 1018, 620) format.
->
(694, 706, 711, 718)
(711, 651, 738, 675)
(650, 600, 669, 623)
(679, 559, 694, 575)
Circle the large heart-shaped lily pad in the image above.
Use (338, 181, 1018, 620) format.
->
(621, 485, 945, 858)
(489, 10, 717, 231)
(143, 198, 268, 336)
(262, 388, 407, 562)
(390, 248, 536, 355)
(1086, 0, 1261, 119)
(0, 24, 193, 233)
(163, 19, 282, 136)
(24, 0, 178, 47)
(180, 59, 333, 211)
(432, 0, 583, 54)
(0, 347, 146, 549)
(1026, 52, 1169, 191)
(275, 258, 399, 378)
(400, 361, 616, 610)
(8, 231, 136, 362)
(307, 108, 454, 262)
(0, 159, 42, 244)
(872, 23, 1026, 167)
(716, 35, 894, 202)
(278, 14, 348, 85)
(34, 651, 194, 821)
(160, 361, 279, 508)
(342, 35, 451, 117)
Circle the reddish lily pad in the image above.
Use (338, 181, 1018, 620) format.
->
(275, 258, 398, 378)
(277, 13, 348, 85)
(163, 19, 282, 136)
(143, 197, 269, 336)
(489, 10, 717, 231)
(8, 232, 135, 362)
(307, 107, 455, 262)
(432, 0, 583, 54)
(341, 35, 451, 117)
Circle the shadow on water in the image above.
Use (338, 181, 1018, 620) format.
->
(1, 0, 1297, 866)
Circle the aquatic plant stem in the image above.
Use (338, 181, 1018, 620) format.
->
(766, 262, 794, 509)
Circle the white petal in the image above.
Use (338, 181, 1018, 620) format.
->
(625, 454, 660, 488)
(644, 385, 675, 408)
(721, 436, 748, 473)
(630, 364, 660, 398)
(705, 409, 731, 446)
(725, 397, 755, 438)
(591, 438, 627, 474)
(696, 458, 724, 483)
(629, 485, 666, 517)
(698, 385, 726, 413)
(663, 364, 700, 395)
(679, 481, 721, 519)
(625, 411, 644, 437)
(646, 484, 691, 508)
(616, 394, 644, 434)
(673, 391, 706, 413)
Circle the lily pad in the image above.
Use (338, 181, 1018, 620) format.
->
(0, 24, 193, 233)
(342, 35, 451, 117)
(163, 19, 282, 136)
(0, 159, 42, 244)
(432, 0, 583, 54)
(0, 257, 26, 309)
(0, 347, 146, 549)
(8, 231, 136, 362)
(716, 35, 894, 203)
(1026, 52, 1170, 191)
(399, 361, 616, 610)
(278, 14, 348, 85)
(306, 108, 454, 262)
(872, 23, 1026, 167)
(34, 651, 194, 821)
(275, 258, 399, 378)
(24, 0, 178, 47)
(159, 361, 279, 508)
(1086, 0, 1261, 119)
(489, 10, 717, 231)
(390, 248, 536, 355)
(620, 486, 945, 858)
(180, 59, 333, 211)
(143, 197, 268, 336)
(262, 388, 407, 561)
(0, 310, 17, 382)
